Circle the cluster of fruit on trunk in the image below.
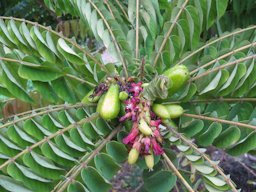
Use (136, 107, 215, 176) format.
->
(82, 65, 190, 170)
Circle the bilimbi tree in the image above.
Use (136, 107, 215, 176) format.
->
(0, 0, 255, 191)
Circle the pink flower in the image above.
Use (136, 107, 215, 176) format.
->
(125, 98, 139, 111)
(119, 112, 132, 122)
(142, 137, 151, 154)
(154, 129, 163, 143)
(122, 123, 139, 144)
(153, 129, 160, 137)
(150, 120, 161, 127)
(129, 82, 143, 96)
(151, 138, 164, 155)
(133, 141, 141, 152)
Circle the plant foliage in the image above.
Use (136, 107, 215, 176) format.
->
(0, 0, 255, 191)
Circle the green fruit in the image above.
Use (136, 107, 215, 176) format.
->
(145, 153, 154, 170)
(119, 91, 129, 101)
(152, 104, 170, 119)
(99, 84, 120, 120)
(163, 65, 190, 95)
(96, 94, 105, 113)
(82, 89, 99, 104)
(165, 104, 183, 118)
(128, 148, 139, 164)
(139, 119, 153, 136)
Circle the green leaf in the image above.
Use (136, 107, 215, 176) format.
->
(106, 141, 128, 163)
(67, 181, 88, 192)
(0, 175, 32, 192)
(94, 153, 120, 180)
(81, 167, 111, 192)
(51, 77, 77, 103)
(0, 61, 32, 103)
(30, 26, 56, 63)
(7, 163, 52, 192)
(227, 131, 256, 156)
(196, 122, 222, 147)
(57, 38, 85, 65)
(181, 120, 204, 137)
(18, 65, 63, 82)
(143, 171, 176, 192)
(213, 126, 241, 149)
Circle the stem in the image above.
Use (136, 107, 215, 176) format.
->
(190, 55, 256, 81)
(140, 57, 145, 81)
(190, 42, 256, 75)
(162, 98, 256, 105)
(162, 153, 195, 192)
(135, 0, 140, 59)
(183, 113, 256, 130)
(103, 0, 115, 18)
(153, 0, 189, 67)
(66, 74, 96, 87)
(176, 26, 256, 66)
(0, 57, 39, 67)
(52, 125, 121, 192)
(113, 0, 129, 21)
(88, 0, 129, 78)
(189, 98, 256, 103)
(167, 127, 238, 192)
(0, 113, 99, 170)
(0, 103, 72, 122)
(0, 103, 91, 129)
(0, 16, 109, 74)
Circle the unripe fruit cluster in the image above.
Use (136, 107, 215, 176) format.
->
(81, 65, 189, 170)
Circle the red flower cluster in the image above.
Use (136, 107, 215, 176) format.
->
(119, 82, 164, 159)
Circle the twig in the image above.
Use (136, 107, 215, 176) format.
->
(162, 97, 256, 105)
(163, 153, 195, 192)
(190, 55, 256, 81)
(183, 113, 256, 130)
(135, 0, 140, 59)
(0, 103, 86, 122)
(153, 0, 189, 67)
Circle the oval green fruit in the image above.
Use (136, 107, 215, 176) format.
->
(99, 84, 120, 120)
(96, 94, 105, 113)
(165, 104, 183, 118)
(145, 153, 154, 170)
(119, 91, 129, 101)
(152, 104, 170, 119)
(163, 65, 190, 95)
(139, 118, 153, 136)
(128, 148, 139, 165)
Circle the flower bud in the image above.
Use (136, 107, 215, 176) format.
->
(139, 119, 153, 136)
(128, 148, 139, 165)
(145, 153, 154, 170)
